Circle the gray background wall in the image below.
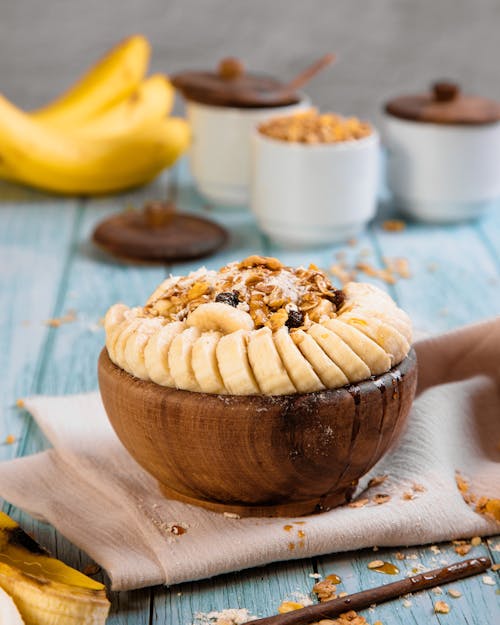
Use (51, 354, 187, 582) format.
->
(1, 0, 499, 124)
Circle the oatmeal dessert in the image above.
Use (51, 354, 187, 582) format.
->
(258, 109, 372, 143)
(104, 256, 412, 395)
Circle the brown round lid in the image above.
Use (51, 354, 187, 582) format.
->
(92, 201, 228, 264)
(385, 81, 500, 125)
(171, 57, 301, 108)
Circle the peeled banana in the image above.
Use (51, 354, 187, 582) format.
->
(0, 512, 110, 625)
(0, 587, 24, 625)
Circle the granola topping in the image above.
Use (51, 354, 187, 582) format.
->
(258, 109, 372, 144)
(144, 256, 344, 330)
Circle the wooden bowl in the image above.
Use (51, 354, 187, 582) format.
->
(98, 348, 417, 517)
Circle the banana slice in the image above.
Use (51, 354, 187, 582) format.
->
(192, 331, 226, 394)
(0, 587, 24, 625)
(273, 327, 324, 393)
(104, 303, 129, 354)
(168, 327, 202, 391)
(186, 302, 254, 334)
(247, 327, 296, 395)
(341, 282, 412, 342)
(144, 321, 184, 386)
(292, 329, 348, 388)
(216, 330, 260, 395)
(307, 323, 371, 382)
(341, 313, 410, 365)
(322, 319, 391, 375)
(123, 317, 164, 380)
(110, 317, 145, 370)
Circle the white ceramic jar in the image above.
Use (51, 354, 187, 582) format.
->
(251, 130, 379, 247)
(384, 82, 500, 222)
(186, 97, 309, 206)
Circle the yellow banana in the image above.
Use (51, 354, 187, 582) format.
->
(0, 92, 190, 194)
(74, 74, 175, 138)
(32, 34, 151, 127)
(0, 512, 110, 625)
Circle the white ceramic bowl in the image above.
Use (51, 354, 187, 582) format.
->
(250, 130, 380, 247)
(384, 115, 500, 222)
(186, 97, 310, 206)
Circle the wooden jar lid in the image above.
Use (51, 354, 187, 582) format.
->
(385, 81, 500, 125)
(92, 201, 227, 263)
(171, 57, 300, 108)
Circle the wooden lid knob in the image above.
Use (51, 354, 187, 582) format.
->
(432, 81, 460, 102)
(218, 57, 245, 80)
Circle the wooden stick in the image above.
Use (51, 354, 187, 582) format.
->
(282, 53, 336, 96)
(243, 557, 491, 625)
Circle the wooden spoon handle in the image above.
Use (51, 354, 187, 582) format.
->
(282, 53, 336, 96)
(243, 557, 491, 625)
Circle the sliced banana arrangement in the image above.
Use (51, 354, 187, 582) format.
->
(104, 257, 412, 395)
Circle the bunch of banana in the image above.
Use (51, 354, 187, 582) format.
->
(0, 35, 190, 194)
(0, 511, 110, 624)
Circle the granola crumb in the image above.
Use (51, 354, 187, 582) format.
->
(431, 586, 443, 595)
(412, 483, 426, 493)
(395, 552, 406, 560)
(193, 608, 256, 625)
(44, 309, 77, 328)
(454, 543, 472, 556)
(313, 579, 338, 602)
(402, 599, 412, 608)
(348, 498, 369, 509)
(338, 591, 348, 598)
(430, 545, 441, 554)
(402, 491, 415, 501)
(382, 219, 406, 232)
(372, 494, 391, 505)
(367, 475, 388, 488)
(223, 512, 241, 519)
(166, 522, 188, 536)
(15, 399, 25, 408)
(448, 589, 462, 598)
(470, 536, 481, 546)
(482, 575, 495, 586)
(4, 434, 16, 445)
(434, 600, 450, 614)
(491, 563, 500, 571)
(309, 572, 322, 579)
(83, 563, 101, 575)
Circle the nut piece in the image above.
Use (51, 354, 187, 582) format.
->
(434, 600, 450, 614)
(367, 560, 384, 569)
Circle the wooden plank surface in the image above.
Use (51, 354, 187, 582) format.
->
(0, 173, 499, 625)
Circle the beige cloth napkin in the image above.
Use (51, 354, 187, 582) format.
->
(0, 319, 499, 591)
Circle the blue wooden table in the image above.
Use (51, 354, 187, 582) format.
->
(1, 165, 499, 624)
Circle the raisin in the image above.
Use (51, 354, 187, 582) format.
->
(215, 291, 240, 307)
(332, 289, 345, 310)
(285, 310, 304, 329)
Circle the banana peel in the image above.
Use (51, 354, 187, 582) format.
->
(0, 512, 109, 625)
